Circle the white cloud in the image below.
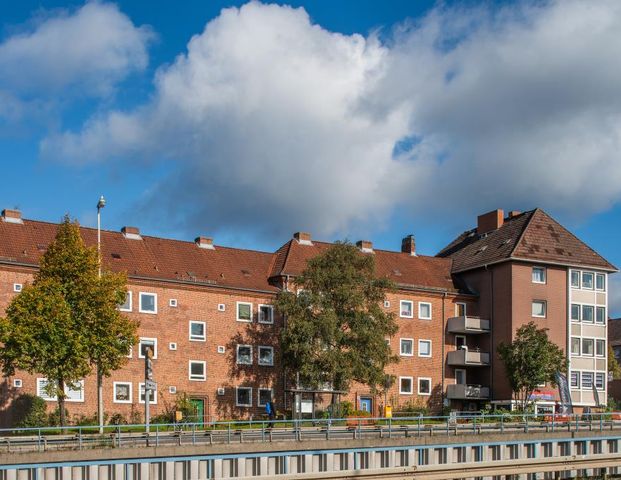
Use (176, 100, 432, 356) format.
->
(0, 1, 153, 97)
(41, 0, 621, 241)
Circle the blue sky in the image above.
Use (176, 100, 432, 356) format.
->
(1, 0, 620, 314)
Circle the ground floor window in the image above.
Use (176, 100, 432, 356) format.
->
(113, 382, 132, 403)
(418, 378, 431, 395)
(139, 383, 157, 404)
(399, 376, 413, 394)
(236, 387, 252, 407)
(258, 388, 273, 407)
(36, 378, 84, 402)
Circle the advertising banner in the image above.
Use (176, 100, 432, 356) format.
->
(555, 372, 573, 414)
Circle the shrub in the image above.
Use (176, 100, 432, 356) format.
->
(12, 394, 48, 428)
(108, 413, 127, 425)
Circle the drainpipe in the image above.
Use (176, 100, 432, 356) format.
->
(441, 291, 447, 411)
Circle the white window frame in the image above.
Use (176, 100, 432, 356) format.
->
(169, 298, 178, 307)
(169, 342, 177, 351)
(582, 338, 595, 357)
(113, 382, 132, 404)
(532, 266, 546, 284)
(217, 345, 225, 354)
(236, 344, 253, 365)
(596, 339, 606, 357)
(257, 388, 273, 407)
(236, 387, 252, 407)
(418, 339, 432, 358)
(13, 283, 22, 293)
(138, 292, 158, 314)
(189, 321, 207, 342)
(418, 302, 432, 320)
(595, 372, 605, 390)
(258, 304, 274, 324)
(570, 270, 580, 288)
(189, 360, 206, 381)
(400, 338, 414, 357)
(399, 376, 413, 394)
(169, 386, 177, 394)
(13, 378, 22, 388)
(571, 303, 581, 322)
(139, 383, 157, 404)
(570, 371, 580, 389)
(119, 291, 132, 312)
(455, 302, 467, 316)
(581, 371, 594, 389)
(138, 338, 158, 359)
(531, 300, 547, 318)
(236, 302, 253, 322)
(582, 272, 594, 290)
(596, 306, 606, 325)
(418, 377, 432, 396)
(218, 303, 226, 312)
(37, 378, 84, 403)
(571, 337, 581, 356)
(582, 304, 595, 323)
(400, 300, 413, 318)
(596, 273, 606, 291)
(384, 300, 390, 308)
(258, 346, 274, 366)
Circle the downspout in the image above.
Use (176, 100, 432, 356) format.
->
(441, 291, 447, 411)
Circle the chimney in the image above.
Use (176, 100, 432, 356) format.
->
(401, 235, 416, 256)
(195, 236, 215, 250)
(508, 210, 521, 219)
(1, 209, 22, 224)
(477, 209, 504, 235)
(356, 240, 373, 253)
(293, 232, 312, 246)
(121, 226, 142, 240)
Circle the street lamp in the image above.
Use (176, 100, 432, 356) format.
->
(97, 195, 105, 277)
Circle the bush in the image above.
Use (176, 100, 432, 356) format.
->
(397, 399, 428, 416)
(12, 394, 48, 428)
(108, 413, 127, 425)
(47, 406, 69, 427)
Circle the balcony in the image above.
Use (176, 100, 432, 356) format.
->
(447, 349, 490, 367)
(446, 384, 490, 400)
(447, 316, 490, 334)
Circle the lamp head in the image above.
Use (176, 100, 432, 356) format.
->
(97, 195, 106, 210)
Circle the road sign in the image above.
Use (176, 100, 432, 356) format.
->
(145, 380, 157, 391)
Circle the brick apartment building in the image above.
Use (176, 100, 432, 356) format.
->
(0, 207, 615, 424)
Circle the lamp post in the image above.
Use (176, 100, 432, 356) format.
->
(96, 195, 105, 433)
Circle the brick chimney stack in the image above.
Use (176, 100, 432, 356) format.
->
(401, 235, 416, 256)
(121, 226, 142, 240)
(195, 236, 215, 250)
(356, 240, 373, 253)
(1, 209, 22, 224)
(293, 232, 312, 245)
(477, 209, 504, 235)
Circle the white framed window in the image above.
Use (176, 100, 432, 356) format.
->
(581, 371, 593, 389)
(169, 342, 177, 351)
(418, 377, 432, 395)
(384, 300, 390, 308)
(570, 371, 580, 389)
(138, 338, 157, 359)
(37, 379, 84, 402)
(217, 387, 225, 396)
(189, 360, 206, 381)
(455, 369, 466, 385)
(582, 338, 594, 357)
(236, 387, 252, 407)
(582, 272, 594, 290)
(217, 345, 225, 354)
(13, 283, 22, 292)
(571, 304, 581, 322)
(532, 267, 546, 284)
(139, 292, 157, 314)
(418, 302, 432, 320)
(418, 340, 432, 357)
(571, 337, 581, 356)
(455, 302, 466, 316)
(400, 338, 414, 356)
(595, 372, 605, 390)
(169, 298, 178, 307)
(596, 307, 606, 325)
(570, 270, 580, 288)
(532, 300, 546, 318)
(13, 378, 22, 388)
(113, 382, 132, 403)
(139, 383, 157, 404)
(237, 302, 252, 322)
(258, 346, 274, 366)
(169, 386, 177, 394)
(596, 273, 606, 291)
(596, 339, 606, 357)
(258, 305, 274, 324)
(119, 291, 132, 312)
(236, 345, 253, 365)
(582, 305, 594, 323)
(399, 376, 413, 394)
(189, 321, 206, 341)
(400, 300, 413, 318)
(258, 388, 273, 407)
(218, 303, 226, 312)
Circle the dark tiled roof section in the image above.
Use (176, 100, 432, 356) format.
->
(436, 211, 534, 272)
(438, 209, 617, 273)
(512, 209, 616, 271)
(609, 318, 621, 346)
(271, 240, 459, 292)
(0, 219, 279, 292)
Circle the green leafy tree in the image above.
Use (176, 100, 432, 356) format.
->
(275, 242, 398, 399)
(497, 321, 567, 411)
(609, 345, 621, 380)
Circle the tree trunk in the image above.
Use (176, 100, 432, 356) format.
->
(58, 378, 67, 430)
(97, 366, 104, 434)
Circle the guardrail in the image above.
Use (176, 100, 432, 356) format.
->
(1, 412, 620, 453)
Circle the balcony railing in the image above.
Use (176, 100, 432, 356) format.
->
(446, 384, 490, 400)
(447, 316, 490, 334)
(447, 349, 490, 366)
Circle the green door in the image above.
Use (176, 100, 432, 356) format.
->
(190, 398, 204, 424)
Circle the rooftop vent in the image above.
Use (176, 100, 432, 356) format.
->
(508, 210, 521, 219)
(195, 236, 215, 250)
(2, 209, 22, 224)
(293, 232, 312, 246)
(121, 226, 141, 240)
(477, 209, 504, 235)
(401, 235, 416, 256)
(356, 240, 373, 254)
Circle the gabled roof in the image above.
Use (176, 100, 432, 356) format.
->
(270, 239, 461, 293)
(437, 209, 617, 273)
(0, 219, 279, 292)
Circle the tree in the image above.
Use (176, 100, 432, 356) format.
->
(275, 242, 398, 400)
(497, 322, 567, 411)
(609, 345, 621, 380)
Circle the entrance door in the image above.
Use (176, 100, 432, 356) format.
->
(359, 397, 372, 413)
(190, 398, 204, 424)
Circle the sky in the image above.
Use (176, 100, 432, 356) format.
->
(0, 0, 620, 315)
